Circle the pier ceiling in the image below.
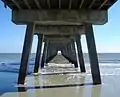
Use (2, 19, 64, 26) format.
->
(2, 0, 116, 10)
(12, 10, 108, 25)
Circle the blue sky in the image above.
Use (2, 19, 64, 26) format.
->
(0, 1, 120, 53)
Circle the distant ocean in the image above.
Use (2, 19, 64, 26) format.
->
(0, 53, 120, 74)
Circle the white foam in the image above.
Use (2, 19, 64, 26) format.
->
(15, 83, 27, 87)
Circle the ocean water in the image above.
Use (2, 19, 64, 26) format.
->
(0, 53, 120, 95)
(0, 53, 120, 74)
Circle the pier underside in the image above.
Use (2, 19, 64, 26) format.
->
(17, 23, 101, 85)
(2, 0, 116, 10)
(1, 0, 117, 86)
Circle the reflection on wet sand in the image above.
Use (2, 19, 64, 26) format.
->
(17, 73, 102, 97)
(17, 71, 94, 97)
(91, 85, 101, 97)
(3, 68, 120, 97)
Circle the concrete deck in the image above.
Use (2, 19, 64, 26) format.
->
(2, 0, 116, 10)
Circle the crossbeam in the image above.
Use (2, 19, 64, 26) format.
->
(35, 25, 84, 35)
(11, 0, 22, 9)
(12, 10, 108, 25)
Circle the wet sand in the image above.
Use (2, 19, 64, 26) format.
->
(1, 55, 120, 97)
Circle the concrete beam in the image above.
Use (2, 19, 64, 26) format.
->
(35, 25, 84, 35)
(45, 38, 71, 44)
(89, 0, 96, 9)
(79, 0, 84, 8)
(23, 0, 31, 9)
(34, 34, 43, 73)
(18, 23, 35, 84)
(12, 10, 108, 25)
(45, 42, 68, 51)
(34, 0, 41, 9)
(11, 0, 22, 9)
(85, 23, 101, 84)
(43, 34, 74, 43)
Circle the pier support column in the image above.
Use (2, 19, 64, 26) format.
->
(44, 41, 49, 65)
(65, 46, 73, 63)
(18, 23, 35, 84)
(61, 41, 78, 68)
(46, 43, 57, 63)
(41, 40, 47, 68)
(61, 46, 72, 63)
(61, 47, 67, 59)
(75, 35, 86, 72)
(85, 24, 101, 84)
(70, 41, 78, 68)
(34, 34, 43, 73)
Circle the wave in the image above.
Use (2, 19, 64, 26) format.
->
(0, 57, 120, 74)
(99, 59, 120, 63)
(0, 62, 34, 75)
(84, 59, 120, 64)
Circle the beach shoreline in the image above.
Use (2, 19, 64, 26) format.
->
(0, 54, 120, 97)
(0, 64, 120, 97)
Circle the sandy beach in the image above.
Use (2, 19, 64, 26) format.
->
(0, 55, 120, 97)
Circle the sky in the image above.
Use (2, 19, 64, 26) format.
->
(0, 1, 120, 53)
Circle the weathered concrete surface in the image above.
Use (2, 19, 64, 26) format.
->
(12, 10, 108, 25)
(44, 35, 74, 44)
(35, 25, 84, 35)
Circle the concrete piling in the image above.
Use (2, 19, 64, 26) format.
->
(85, 24, 101, 84)
(41, 41, 47, 68)
(18, 23, 35, 84)
(46, 43, 58, 63)
(61, 41, 78, 68)
(75, 35, 86, 72)
(34, 34, 43, 73)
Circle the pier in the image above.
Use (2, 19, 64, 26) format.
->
(1, 0, 117, 85)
